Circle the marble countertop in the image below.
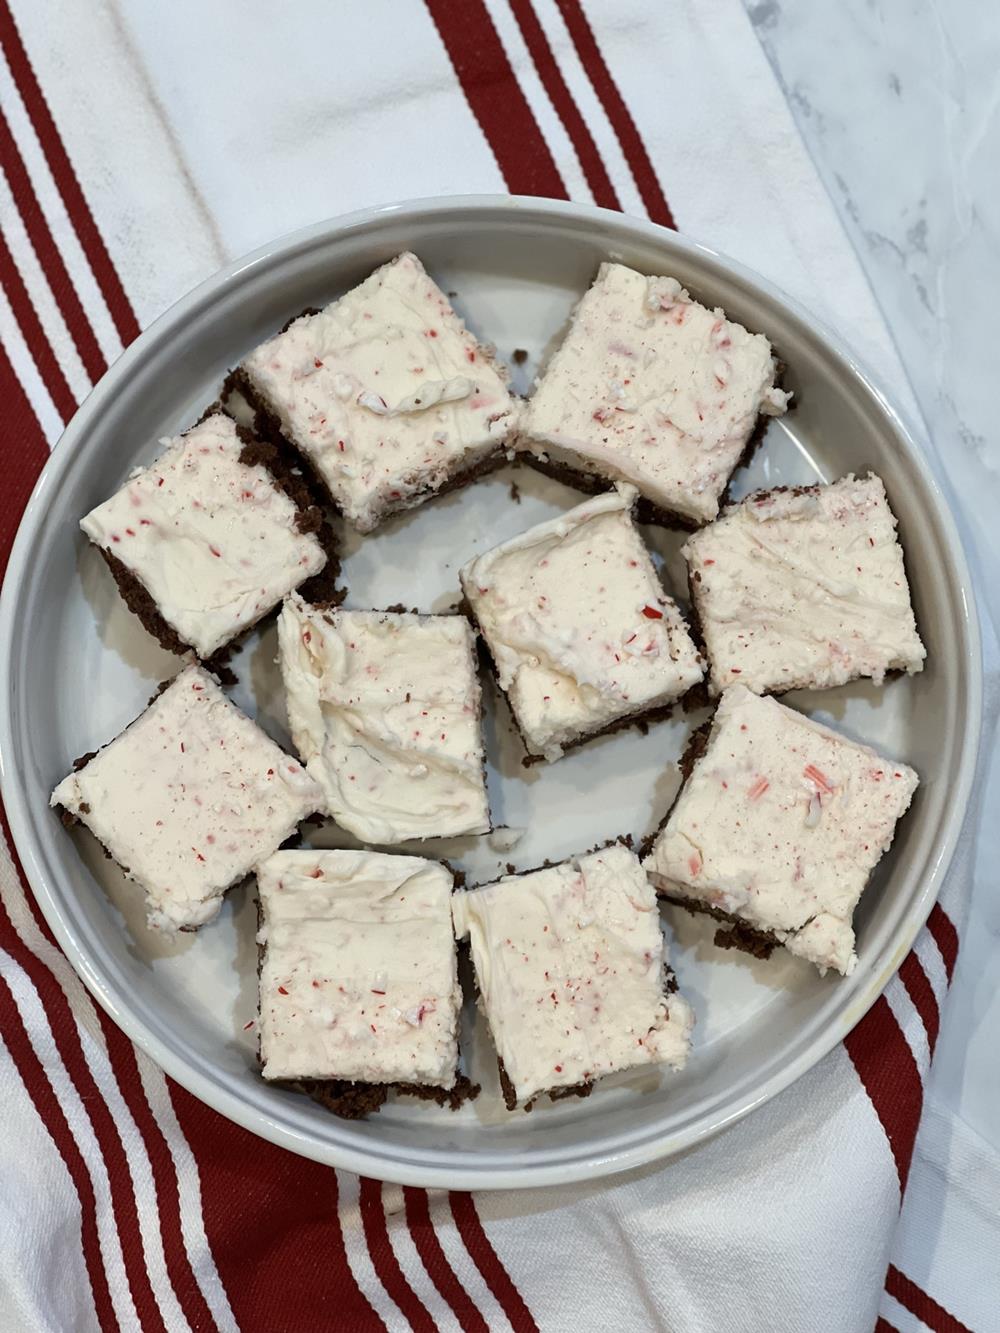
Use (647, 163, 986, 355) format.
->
(747, 0, 1000, 1238)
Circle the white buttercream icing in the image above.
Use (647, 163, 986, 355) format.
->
(51, 666, 323, 932)
(684, 473, 926, 695)
(241, 252, 518, 533)
(452, 844, 693, 1105)
(459, 484, 703, 760)
(643, 685, 919, 975)
(257, 850, 460, 1087)
(79, 412, 326, 658)
(278, 597, 490, 844)
(521, 263, 788, 524)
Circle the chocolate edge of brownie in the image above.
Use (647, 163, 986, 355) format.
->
(637, 712, 716, 861)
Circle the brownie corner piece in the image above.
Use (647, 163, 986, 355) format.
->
(79, 412, 328, 659)
(460, 483, 703, 761)
(256, 849, 462, 1110)
(644, 684, 919, 975)
(238, 252, 519, 533)
(277, 597, 490, 844)
(50, 664, 323, 931)
(683, 472, 926, 695)
(453, 842, 693, 1109)
(520, 261, 789, 525)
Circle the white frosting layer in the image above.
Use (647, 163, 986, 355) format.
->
(278, 597, 490, 844)
(684, 473, 926, 695)
(460, 485, 704, 760)
(51, 666, 323, 932)
(453, 844, 693, 1105)
(257, 850, 460, 1087)
(522, 264, 788, 524)
(643, 685, 919, 975)
(241, 252, 518, 533)
(80, 413, 326, 658)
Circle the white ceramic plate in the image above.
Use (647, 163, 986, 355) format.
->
(0, 197, 981, 1189)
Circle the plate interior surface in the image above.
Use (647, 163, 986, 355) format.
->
(0, 199, 978, 1187)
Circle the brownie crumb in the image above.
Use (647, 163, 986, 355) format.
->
(505, 862, 517, 875)
(509, 480, 521, 504)
(72, 750, 98, 772)
(511, 348, 528, 365)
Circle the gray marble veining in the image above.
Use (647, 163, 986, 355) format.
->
(746, 0, 1000, 1253)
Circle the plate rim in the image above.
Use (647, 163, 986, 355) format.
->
(0, 194, 983, 1189)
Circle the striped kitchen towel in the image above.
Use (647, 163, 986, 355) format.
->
(0, 2, 995, 1330)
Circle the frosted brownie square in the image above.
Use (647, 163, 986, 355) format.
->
(453, 844, 693, 1109)
(257, 849, 465, 1117)
(520, 262, 789, 525)
(683, 473, 926, 696)
(237, 252, 518, 533)
(51, 665, 323, 931)
(643, 685, 919, 975)
(278, 596, 489, 844)
(79, 412, 330, 659)
(459, 484, 703, 761)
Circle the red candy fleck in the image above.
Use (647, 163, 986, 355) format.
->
(309, 868, 323, 879)
(278, 986, 289, 995)
(747, 777, 769, 801)
(210, 546, 222, 558)
(641, 605, 663, 619)
(314, 358, 324, 368)
(803, 764, 834, 794)
(157, 477, 164, 487)
(703, 558, 715, 566)
(688, 851, 702, 876)
(111, 534, 120, 543)
(466, 349, 476, 363)
(140, 518, 151, 525)
(125, 528, 135, 537)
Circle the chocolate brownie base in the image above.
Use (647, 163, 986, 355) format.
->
(226, 365, 508, 533)
(281, 1073, 481, 1121)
